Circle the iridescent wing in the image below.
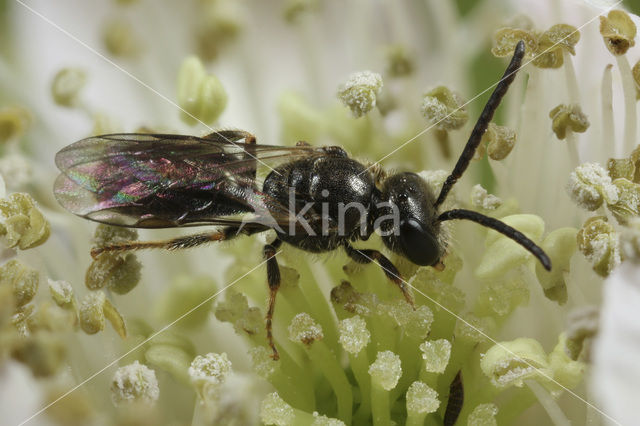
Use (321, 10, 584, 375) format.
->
(54, 132, 325, 228)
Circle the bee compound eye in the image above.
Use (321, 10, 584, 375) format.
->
(398, 218, 440, 266)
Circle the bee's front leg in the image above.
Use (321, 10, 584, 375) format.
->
(343, 243, 414, 307)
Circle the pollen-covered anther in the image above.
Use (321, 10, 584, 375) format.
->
(481, 123, 516, 160)
(330, 281, 377, 316)
(78, 291, 127, 338)
(480, 338, 552, 388)
(471, 184, 502, 210)
(566, 162, 618, 211)
(607, 156, 635, 181)
(477, 278, 529, 317)
(385, 44, 414, 78)
(419, 339, 451, 374)
(384, 300, 433, 340)
(177, 56, 228, 126)
(249, 346, 278, 379)
(288, 312, 323, 345)
(196, 0, 243, 61)
(215, 291, 250, 324)
(0, 284, 14, 329)
(93, 224, 138, 247)
(545, 24, 580, 54)
(413, 269, 465, 312)
(368, 350, 402, 391)
(549, 104, 589, 140)
(535, 228, 578, 305)
(78, 293, 105, 334)
(260, 392, 295, 426)
(468, 403, 499, 426)
(455, 313, 495, 344)
(86, 252, 141, 294)
(51, 68, 87, 107)
(338, 315, 370, 354)
(0, 106, 30, 143)
(548, 334, 586, 390)
(577, 216, 620, 277)
(607, 178, 640, 224)
(103, 17, 141, 57)
(417, 169, 449, 197)
(284, 0, 320, 23)
(111, 361, 159, 406)
(337, 70, 383, 118)
(91, 113, 122, 136)
(406, 381, 440, 416)
(406, 305, 434, 340)
(0, 192, 51, 250)
(421, 86, 468, 131)
(599, 10, 637, 56)
(311, 412, 345, 426)
(491, 28, 538, 59)
(0, 259, 38, 307)
(533, 24, 580, 69)
(565, 306, 599, 361)
(11, 331, 67, 377)
(48, 279, 75, 309)
(235, 306, 264, 336)
(188, 352, 232, 400)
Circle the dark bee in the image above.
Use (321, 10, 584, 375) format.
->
(54, 41, 549, 360)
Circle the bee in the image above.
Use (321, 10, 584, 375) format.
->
(54, 41, 548, 360)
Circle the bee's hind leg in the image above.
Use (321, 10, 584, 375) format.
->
(91, 225, 268, 259)
(263, 238, 283, 360)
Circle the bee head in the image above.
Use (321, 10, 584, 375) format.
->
(375, 172, 443, 266)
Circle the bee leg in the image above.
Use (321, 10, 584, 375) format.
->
(90, 225, 266, 259)
(240, 132, 257, 181)
(202, 130, 257, 180)
(343, 244, 414, 307)
(202, 129, 256, 144)
(432, 259, 446, 271)
(263, 238, 283, 360)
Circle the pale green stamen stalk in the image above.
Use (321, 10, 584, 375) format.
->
(338, 315, 371, 422)
(600, 64, 615, 159)
(615, 54, 637, 156)
(526, 380, 571, 426)
(405, 381, 439, 426)
(368, 350, 402, 426)
(289, 313, 352, 424)
(562, 50, 582, 166)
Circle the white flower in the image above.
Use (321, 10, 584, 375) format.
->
(592, 262, 640, 426)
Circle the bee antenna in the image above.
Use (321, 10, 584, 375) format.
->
(434, 40, 526, 209)
(438, 208, 551, 271)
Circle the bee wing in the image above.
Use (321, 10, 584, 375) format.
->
(54, 132, 323, 228)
